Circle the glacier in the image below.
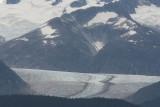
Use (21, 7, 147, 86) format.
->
(13, 68, 160, 99)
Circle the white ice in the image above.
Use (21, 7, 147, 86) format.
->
(41, 25, 59, 39)
(13, 68, 160, 99)
(0, 0, 110, 40)
(84, 12, 118, 27)
(92, 41, 105, 52)
(131, 4, 160, 30)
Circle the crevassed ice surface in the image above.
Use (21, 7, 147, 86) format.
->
(13, 68, 160, 98)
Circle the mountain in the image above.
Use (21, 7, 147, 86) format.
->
(0, 36, 5, 45)
(0, 60, 28, 95)
(127, 81, 160, 104)
(1, 0, 160, 40)
(1, 1, 160, 75)
(140, 97, 160, 107)
(0, 95, 140, 107)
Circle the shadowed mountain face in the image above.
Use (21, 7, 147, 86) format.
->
(0, 1, 160, 75)
(141, 97, 160, 107)
(127, 81, 160, 104)
(0, 60, 28, 95)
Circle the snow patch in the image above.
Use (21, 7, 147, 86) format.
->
(131, 4, 160, 29)
(153, 46, 157, 48)
(112, 0, 119, 3)
(84, 12, 118, 27)
(43, 40, 48, 44)
(114, 18, 126, 26)
(121, 30, 137, 38)
(41, 25, 59, 39)
(92, 41, 105, 52)
(41, 26, 56, 36)
(114, 18, 137, 30)
(128, 40, 138, 44)
(16, 37, 29, 41)
(128, 30, 137, 35)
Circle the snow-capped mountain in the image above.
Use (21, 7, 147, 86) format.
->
(1, 1, 160, 75)
(13, 68, 160, 99)
(0, 0, 160, 40)
(0, 60, 28, 95)
(0, 0, 111, 40)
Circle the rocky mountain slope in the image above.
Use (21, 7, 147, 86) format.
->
(127, 81, 160, 104)
(0, 60, 28, 95)
(141, 97, 160, 107)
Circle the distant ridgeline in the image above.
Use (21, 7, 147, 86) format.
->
(0, 95, 140, 107)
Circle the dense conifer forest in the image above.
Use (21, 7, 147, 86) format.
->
(0, 95, 140, 107)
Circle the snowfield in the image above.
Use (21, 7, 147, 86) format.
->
(41, 25, 60, 40)
(0, 0, 108, 40)
(84, 12, 118, 27)
(0, 0, 3, 4)
(131, 4, 160, 31)
(13, 68, 160, 99)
